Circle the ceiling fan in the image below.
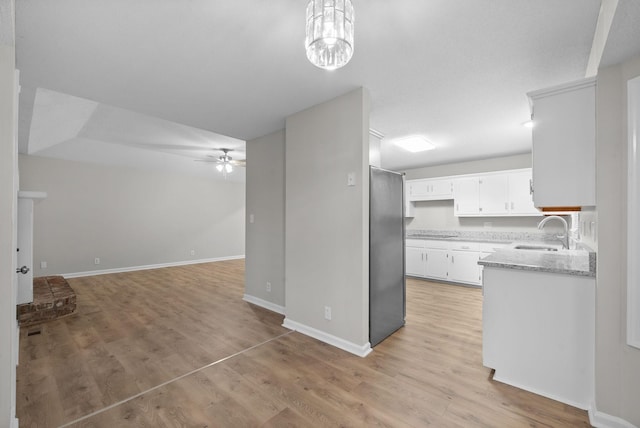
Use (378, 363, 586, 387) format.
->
(195, 148, 246, 175)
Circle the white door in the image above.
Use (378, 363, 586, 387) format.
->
(17, 198, 34, 304)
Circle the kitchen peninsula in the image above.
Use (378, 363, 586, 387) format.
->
(479, 246, 596, 410)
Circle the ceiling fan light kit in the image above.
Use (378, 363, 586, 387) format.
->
(305, 0, 354, 70)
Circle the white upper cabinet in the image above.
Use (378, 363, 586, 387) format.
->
(528, 77, 596, 208)
(453, 169, 539, 217)
(479, 174, 509, 215)
(408, 169, 540, 217)
(453, 176, 480, 215)
(408, 178, 453, 201)
(508, 170, 539, 215)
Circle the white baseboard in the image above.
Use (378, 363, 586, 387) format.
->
(491, 372, 589, 410)
(12, 417, 19, 428)
(589, 403, 637, 428)
(61, 255, 245, 279)
(242, 294, 285, 315)
(282, 317, 372, 358)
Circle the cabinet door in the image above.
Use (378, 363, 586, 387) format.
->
(408, 180, 430, 201)
(405, 247, 426, 277)
(529, 78, 596, 207)
(479, 174, 509, 215)
(429, 179, 453, 200)
(508, 171, 539, 215)
(454, 177, 479, 216)
(449, 250, 482, 285)
(425, 248, 449, 280)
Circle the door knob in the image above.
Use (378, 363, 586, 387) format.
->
(16, 266, 30, 274)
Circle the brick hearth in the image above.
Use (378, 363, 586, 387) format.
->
(17, 276, 76, 327)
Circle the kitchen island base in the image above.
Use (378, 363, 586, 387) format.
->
(482, 267, 595, 410)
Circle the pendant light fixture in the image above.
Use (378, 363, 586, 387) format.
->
(305, 0, 354, 70)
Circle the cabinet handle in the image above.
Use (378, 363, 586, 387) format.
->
(452, 255, 454, 263)
(479, 207, 483, 212)
(456, 203, 459, 211)
(529, 179, 533, 195)
(421, 253, 424, 261)
(505, 202, 508, 210)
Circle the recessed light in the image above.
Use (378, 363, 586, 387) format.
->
(393, 136, 435, 153)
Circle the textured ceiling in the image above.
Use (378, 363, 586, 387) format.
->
(15, 0, 637, 173)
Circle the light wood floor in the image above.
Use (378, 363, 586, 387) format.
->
(16, 259, 591, 427)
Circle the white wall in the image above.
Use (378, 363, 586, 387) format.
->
(244, 129, 285, 312)
(403, 154, 546, 232)
(594, 55, 640, 427)
(284, 88, 370, 353)
(1, 34, 18, 428)
(19, 155, 245, 276)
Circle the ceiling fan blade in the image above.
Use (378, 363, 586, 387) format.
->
(230, 159, 246, 167)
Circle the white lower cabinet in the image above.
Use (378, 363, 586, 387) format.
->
(425, 248, 449, 280)
(406, 239, 501, 286)
(449, 251, 481, 285)
(405, 239, 426, 276)
(449, 242, 482, 286)
(406, 246, 426, 277)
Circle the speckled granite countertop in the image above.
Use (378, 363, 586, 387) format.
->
(406, 229, 561, 244)
(478, 249, 596, 277)
(407, 229, 596, 277)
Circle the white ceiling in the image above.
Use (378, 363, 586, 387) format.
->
(14, 0, 640, 174)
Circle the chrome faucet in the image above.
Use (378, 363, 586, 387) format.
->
(537, 215, 569, 249)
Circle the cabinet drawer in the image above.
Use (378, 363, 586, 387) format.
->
(406, 239, 426, 248)
(450, 241, 481, 251)
(423, 239, 450, 250)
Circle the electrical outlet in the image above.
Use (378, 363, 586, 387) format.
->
(40, 261, 47, 269)
(347, 172, 356, 187)
(190, 249, 195, 256)
(324, 306, 332, 320)
(94, 257, 100, 265)
(249, 214, 255, 224)
(266, 282, 271, 292)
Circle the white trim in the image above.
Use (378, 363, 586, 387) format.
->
(492, 372, 589, 411)
(242, 294, 285, 315)
(589, 403, 637, 428)
(282, 317, 372, 357)
(61, 255, 245, 279)
(628, 76, 640, 349)
(11, 417, 18, 428)
(585, 0, 619, 77)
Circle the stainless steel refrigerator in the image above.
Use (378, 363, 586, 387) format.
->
(369, 166, 406, 347)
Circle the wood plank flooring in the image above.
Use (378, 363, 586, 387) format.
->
(16, 260, 591, 427)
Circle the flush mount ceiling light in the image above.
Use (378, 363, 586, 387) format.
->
(522, 120, 534, 128)
(305, 0, 354, 70)
(394, 136, 436, 153)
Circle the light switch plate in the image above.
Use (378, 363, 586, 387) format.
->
(347, 172, 356, 186)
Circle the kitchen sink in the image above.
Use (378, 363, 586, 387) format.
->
(513, 244, 560, 251)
